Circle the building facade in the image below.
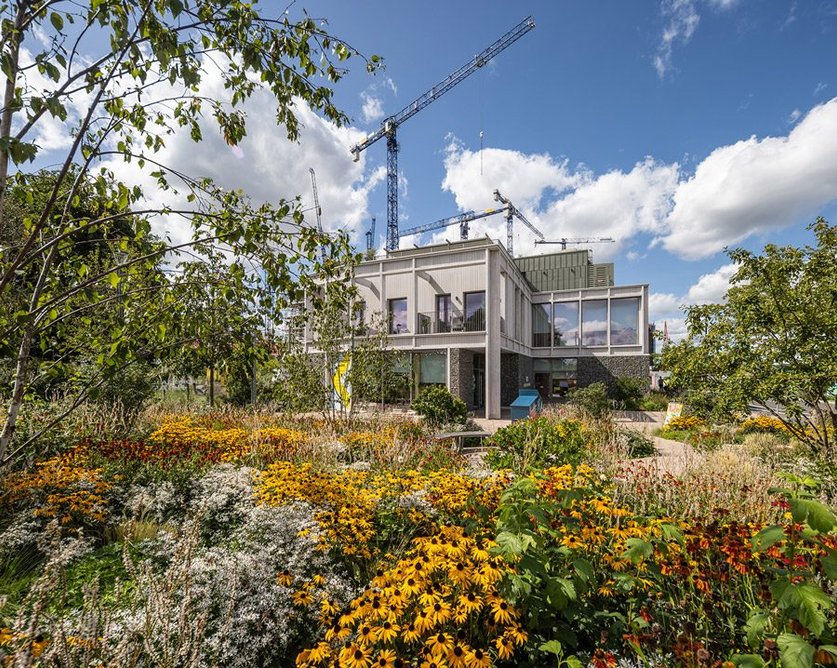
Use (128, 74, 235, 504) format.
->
(309, 237, 650, 419)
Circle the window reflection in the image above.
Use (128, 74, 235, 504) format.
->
(552, 302, 579, 346)
(388, 298, 408, 334)
(610, 297, 639, 345)
(582, 300, 607, 346)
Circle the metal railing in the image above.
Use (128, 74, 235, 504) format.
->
(416, 311, 485, 334)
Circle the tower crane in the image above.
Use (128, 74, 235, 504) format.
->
(493, 189, 544, 256)
(535, 237, 615, 250)
(308, 168, 326, 262)
(400, 207, 506, 241)
(365, 217, 376, 252)
(350, 16, 535, 252)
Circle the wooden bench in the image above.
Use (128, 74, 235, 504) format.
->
(432, 430, 491, 453)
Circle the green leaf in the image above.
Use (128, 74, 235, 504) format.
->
(565, 657, 584, 668)
(753, 525, 786, 552)
(50, 12, 64, 31)
(775, 583, 832, 637)
(744, 609, 770, 649)
(729, 655, 766, 668)
(623, 538, 653, 563)
(777, 633, 815, 668)
(823, 552, 837, 580)
(572, 558, 594, 583)
(789, 498, 835, 533)
(539, 640, 562, 657)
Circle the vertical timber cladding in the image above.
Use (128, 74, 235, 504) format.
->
(577, 355, 650, 395)
(448, 349, 475, 409)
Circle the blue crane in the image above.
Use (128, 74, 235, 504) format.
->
(350, 16, 536, 252)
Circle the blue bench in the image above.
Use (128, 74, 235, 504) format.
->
(510, 389, 543, 421)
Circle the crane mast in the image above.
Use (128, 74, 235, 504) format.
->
(365, 217, 377, 252)
(309, 168, 325, 261)
(493, 189, 544, 256)
(350, 16, 535, 251)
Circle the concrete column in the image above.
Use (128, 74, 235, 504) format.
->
(485, 248, 501, 418)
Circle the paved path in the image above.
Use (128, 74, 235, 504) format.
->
(629, 435, 695, 476)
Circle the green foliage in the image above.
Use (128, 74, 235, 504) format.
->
(0, 0, 380, 461)
(411, 386, 468, 427)
(639, 391, 670, 412)
(485, 416, 589, 473)
(738, 476, 837, 667)
(617, 429, 656, 458)
(662, 219, 837, 457)
(614, 376, 646, 411)
(569, 381, 610, 419)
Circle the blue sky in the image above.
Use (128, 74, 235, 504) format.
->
(286, 0, 837, 337)
(25, 1, 837, 338)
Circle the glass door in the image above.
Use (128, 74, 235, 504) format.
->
(435, 294, 452, 333)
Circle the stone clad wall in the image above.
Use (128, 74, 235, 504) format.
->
(448, 349, 475, 409)
(577, 355, 649, 395)
(500, 353, 534, 406)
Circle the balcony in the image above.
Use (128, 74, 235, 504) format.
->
(416, 311, 485, 334)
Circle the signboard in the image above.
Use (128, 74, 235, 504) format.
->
(332, 353, 352, 412)
(664, 402, 683, 426)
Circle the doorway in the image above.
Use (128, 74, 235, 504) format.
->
(534, 372, 551, 401)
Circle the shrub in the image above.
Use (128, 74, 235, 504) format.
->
(738, 415, 792, 440)
(485, 416, 589, 473)
(663, 414, 704, 432)
(614, 376, 646, 410)
(617, 428, 656, 458)
(411, 386, 467, 426)
(639, 391, 670, 412)
(569, 381, 610, 419)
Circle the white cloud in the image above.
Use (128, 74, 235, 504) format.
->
(814, 81, 828, 96)
(661, 98, 837, 258)
(438, 98, 837, 262)
(440, 139, 677, 258)
(94, 58, 382, 249)
(360, 92, 385, 124)
(654, 0, 701, 78)
(684, 262, 737, 303)
(649, 263, 737, 340)
(653, 0, 739, 78)
(787, 108, 802, 124)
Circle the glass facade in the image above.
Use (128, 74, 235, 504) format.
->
(534, 358, 578, 397)
(610, 297, 639, 345)
(552, 302, 579, 347)
(388, 298, 408, 334)
(532, 303, 551, 348)
(581, 300, 608, 346)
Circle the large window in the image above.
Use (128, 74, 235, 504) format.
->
(552, 302, 579, 347)
(388, 298, 408, 334)
(532, 303, 551, 348)
(463, 291, 486, 332)
(551, 358, 578, 397)
(581, 300, 607, 346)
(418, 351, 446, 387)
(610, 297, 639, 345)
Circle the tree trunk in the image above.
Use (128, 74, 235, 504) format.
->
(209, 366, 215, 406)
(0, 1, 26, 221)
(0, 324, 35, 462)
